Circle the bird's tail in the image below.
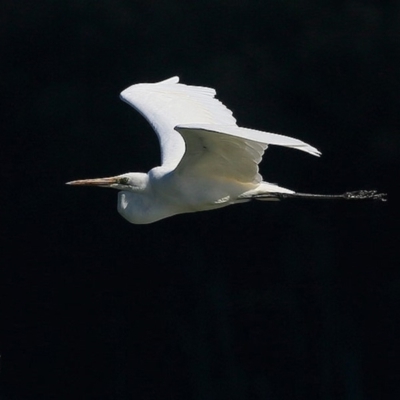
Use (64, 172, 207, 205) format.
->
(239, 182, 294, 201)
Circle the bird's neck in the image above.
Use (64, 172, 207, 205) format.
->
(117, 189, 181, 224)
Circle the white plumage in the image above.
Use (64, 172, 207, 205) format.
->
(67, 77, 384, 224)
(120, 76, 320, 170)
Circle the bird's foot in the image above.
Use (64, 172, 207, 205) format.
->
(342, 190, 387, 201)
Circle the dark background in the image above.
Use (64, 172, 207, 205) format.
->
(1, 1, 399, 399)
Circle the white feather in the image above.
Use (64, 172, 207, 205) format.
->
(120, 76, 238, 168)
(69, 77, 330, 224)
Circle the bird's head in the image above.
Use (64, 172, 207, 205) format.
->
(66, 172, 149, 192)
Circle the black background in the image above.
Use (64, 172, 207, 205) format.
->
(1, 1, 399, 399)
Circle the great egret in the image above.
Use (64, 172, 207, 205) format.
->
(67, 76, 385, 224)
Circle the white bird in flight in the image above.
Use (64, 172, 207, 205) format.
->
(67, 76, 385, 224)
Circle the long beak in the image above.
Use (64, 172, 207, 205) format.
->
(66, 176, 120, 187)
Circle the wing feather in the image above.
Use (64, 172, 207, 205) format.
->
(176, 124, 321, 157)
(173, 127, 267, 184)
(120, 77, 236, 168)
(174, 125, 320, 184)
(120, 77, 321, 186)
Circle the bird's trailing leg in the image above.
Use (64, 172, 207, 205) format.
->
(253, 190, 387, 201)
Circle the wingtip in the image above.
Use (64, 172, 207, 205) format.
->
(159, 76, 180, 84)
(298, 145, 322, 157)
(120, 76, 180, 99)
(312, 149, 322, 157)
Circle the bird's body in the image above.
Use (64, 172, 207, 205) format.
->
(67, 76, 385, 224)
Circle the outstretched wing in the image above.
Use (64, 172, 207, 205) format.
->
(120, 76, 237, 169)
(174, 124, 320, 184)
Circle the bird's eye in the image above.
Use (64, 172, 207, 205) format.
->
(119, 177, 129, 185)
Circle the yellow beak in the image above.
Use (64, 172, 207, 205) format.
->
(66, 176, 120, 187)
